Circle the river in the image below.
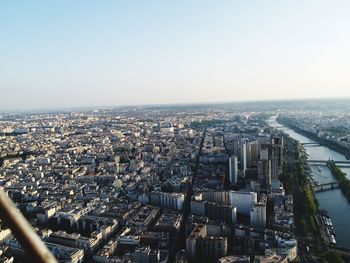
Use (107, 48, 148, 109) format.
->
(269, 117, 350, 249)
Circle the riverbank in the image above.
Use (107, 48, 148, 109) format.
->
(328, 161, 350, 202)
(315, 210, 336, 246)
(277, 116, 350, 159)
(280, 134, 319, 242)
(271, 118, 350, 260)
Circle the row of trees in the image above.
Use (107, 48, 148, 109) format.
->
(280, 135, 319, 239)
(328, 161, 350, 201)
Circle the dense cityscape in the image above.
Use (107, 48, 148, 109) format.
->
(2, 0, 350, 262)
(0, 100, 349, 262)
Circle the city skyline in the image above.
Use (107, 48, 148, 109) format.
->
(2, 101, 350, 262)
(1, 1, 350, 111)
(1, 2, 350, 261)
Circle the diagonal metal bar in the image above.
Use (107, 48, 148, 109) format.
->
(0, 189, 57, 263)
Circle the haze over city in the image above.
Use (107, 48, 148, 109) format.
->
(1, 0, 350, 111)
(3, 2, 350, 263)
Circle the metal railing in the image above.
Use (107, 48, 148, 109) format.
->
(0, 189, 57, 263)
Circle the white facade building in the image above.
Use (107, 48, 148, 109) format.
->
(250, 203, 267, 228)
(229, 155, 238, 184)
(229, 191, 257, 215)
(240, 139, 247, 176)
(159, 192, 185, 211)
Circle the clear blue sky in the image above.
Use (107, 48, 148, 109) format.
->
(1, 1, 350, 110)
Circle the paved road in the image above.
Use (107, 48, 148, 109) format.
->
(168, 129, 206, 263)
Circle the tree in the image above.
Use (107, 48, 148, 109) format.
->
(326, 251, 345, 263)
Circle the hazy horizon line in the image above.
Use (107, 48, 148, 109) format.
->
(1, 96, 350, 115)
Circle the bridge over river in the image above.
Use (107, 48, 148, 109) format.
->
(313, 182, 340, 192)
(306, 160, 350, 167)
(301, 142, 320, 147)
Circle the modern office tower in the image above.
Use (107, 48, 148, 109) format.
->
(271, 136, 284, 180)
(250, 203, 267, 228)
(247, 140, 259, 168)
(186, 224, 227, 263)
(229, 155, 238, 184)
(240, 138, 247, 176)
(233, 139, 240, 156)
(204, 202, 237, 225)
(229, 191, 257, 215)
(257, 135, 271, 151)
(259, 147, 269, 161)
(186, 224, 207, 261)
(247, 143, 252, 168)
(258, 159, 272, 187)
(200, 191, 230, 204)
(196, 236, 228, 262)
(191, 192, 237, 225)
(271, 146, 279, 180)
